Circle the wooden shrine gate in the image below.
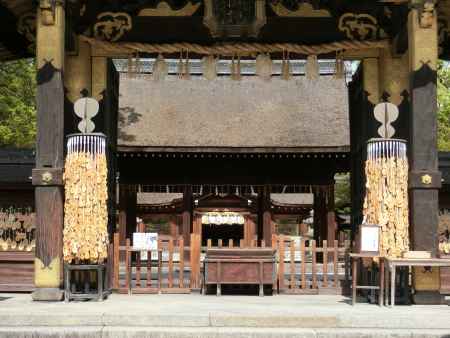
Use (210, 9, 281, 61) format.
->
(111, 233, 350, 295)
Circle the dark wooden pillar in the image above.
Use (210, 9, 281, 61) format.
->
(118, 186, 137, 245)
(31, 3, 65, 301)
(258, 185, 273, 246)
(408, 6, 442, 303)
(326, 184, 336, 244)
(182, 186, 193, 245)
(313, 187, 327, 245)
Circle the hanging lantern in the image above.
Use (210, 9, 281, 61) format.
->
(63, 133, 109, 264)
(363, 138, 409, 258)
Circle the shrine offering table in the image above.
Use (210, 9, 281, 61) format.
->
(204, 248, 276, 296)
(385, 258, 450, 307)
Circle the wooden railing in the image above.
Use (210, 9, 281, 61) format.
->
(112, 233, 350, 295)
(274, 235, 350, 294)
(113, 233, 200, 294)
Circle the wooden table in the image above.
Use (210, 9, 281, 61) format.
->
(350, 253, 384, 306)
(204, 248, 276, 296)
(384, 257, 450, 307)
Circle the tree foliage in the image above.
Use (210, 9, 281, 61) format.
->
(0, 59, 36, 148)
(438, 61, 450, 151)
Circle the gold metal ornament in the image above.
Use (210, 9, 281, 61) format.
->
(421, 174, 432, 185)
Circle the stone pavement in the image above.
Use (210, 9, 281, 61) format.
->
(1, 293, 450, 337)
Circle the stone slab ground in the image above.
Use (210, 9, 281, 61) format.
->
(1, 293, 450, 337)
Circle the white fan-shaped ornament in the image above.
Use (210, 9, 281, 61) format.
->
(74, 97, 99, 133)
(374, 102, 399, 139)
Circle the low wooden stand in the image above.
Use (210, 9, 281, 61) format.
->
(350, 253, 384, 306)
(64, 264, 110, 302)
(204, 248, 276, 296)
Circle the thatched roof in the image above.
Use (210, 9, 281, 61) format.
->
(118, 74, 350, 151)
(270, 193, 313, 206)
(137, 192, 183, 206)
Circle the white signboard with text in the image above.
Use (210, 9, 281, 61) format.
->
(133, 232, 158, 260)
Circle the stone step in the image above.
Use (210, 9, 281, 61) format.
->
(1, 327, 450, 338)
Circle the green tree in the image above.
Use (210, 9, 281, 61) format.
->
(438, 61, 450, 151)
(0, 59, 36, 148)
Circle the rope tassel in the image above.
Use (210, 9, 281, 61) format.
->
(255, 53, 272, 81)
(231, 55, 241, 81)
(153, 54, 168, 81)
(334, 51, 345, 79)
(281, 51, 291, 80)
(203, 55, 217, 80)
(306, 55, 319, 80)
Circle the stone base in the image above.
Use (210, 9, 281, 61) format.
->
(31, 288, 64, 301)
(413, 291, 445, 305)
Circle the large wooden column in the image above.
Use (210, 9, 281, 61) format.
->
(32, 2, 65, 301)
(408, 4, 442, 303)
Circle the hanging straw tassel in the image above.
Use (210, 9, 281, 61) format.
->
(231, 55, 241, 81)
(153, 54, 168, 81)
(281, 50, 291, 80)
(255, 53, 272, 81)
(177, 50, 191, 80)
(306, 54, 319, 80)
(203, 55, 217, 80)
(334, 51, 345, 79)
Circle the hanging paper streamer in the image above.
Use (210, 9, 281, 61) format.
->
(203, 55, 217, 80)
(306, 55, 319, 80)
(231, 55, 241, 81)
(334, 51, 345, 79)
(63, 133, 108, 263)
(153, 54, 168, 81)
(363, 138, 409, 258)
(281, 51, 291, 80)
(255, 53, 272, 81)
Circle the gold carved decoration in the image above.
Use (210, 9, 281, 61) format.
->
(138, 1, 201, 17)
(338, 13, 379, 40)
(203, 0, 266, 38)
(93, 12, 132, 42)
(42, 172, 53, 184)
(419, 1, 436, 28)
(17, 12, 36, 52)
(421, 174, 432, 185)
(39, 0, 61, 26)
(270, 2, 331, 18)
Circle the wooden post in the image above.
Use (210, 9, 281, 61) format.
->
(182, 186, 193, 245)
(326, 185, 336, 247)
(32, 1, 65, 301)
(261, 186, 273, 248)
(408, 5, 442, 304)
